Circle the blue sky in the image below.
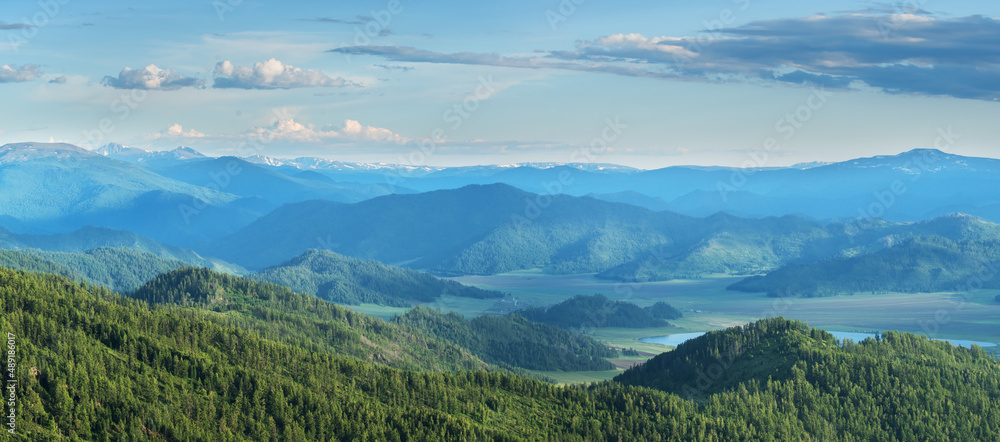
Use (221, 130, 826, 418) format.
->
(1, 0, 998, 168)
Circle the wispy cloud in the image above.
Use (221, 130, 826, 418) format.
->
(102, 64, 203, 90)
(330, 45, 680, 79)
(213, 58, 355, 89)
(333, 14, 1000, 100)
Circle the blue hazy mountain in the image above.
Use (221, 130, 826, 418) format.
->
(0, 142, 267, 246)
(154, 156, 408, 205)
(94, 142, 207, 169)
(207, 183, 1000, 288)
(241, 148, 1000, 223)
(203, 183, 825, 273)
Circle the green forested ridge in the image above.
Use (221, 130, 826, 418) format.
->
(0, 247, 188, 292)
(729, 236, 1000, 296)
(251, 249, 504, 307)
(130, 267, 488, 372)
(0, 225, 245, 274)
(645, 301, 683, 320)
(616, 317, 1000, 439)
(394, 307, 616, 371)
(518, 294, 676, 328)
(3, 268, 1000, 440)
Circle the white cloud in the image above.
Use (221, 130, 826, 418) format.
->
(589, 33, 698, 58)
(341, 119, 408, 143)
(249, 118, 340, 142)
(248, 118, 408, 144)
(213, 58, 354, 89)
(146, 123, 207, 139)
(102, 64, 203, 90)
(0, 64, 41, 83)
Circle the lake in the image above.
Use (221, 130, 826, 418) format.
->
(640, 330, 998, 349)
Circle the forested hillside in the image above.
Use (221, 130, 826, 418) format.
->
(130, 267, 488, 372)
(518, 294, 678, 328)
(616, 318, 1000, 439)
(0, 225, 244, 273)
(3, 267, 1000, 440)
(394, 307, 616, 371)
(0, 247, 187, 292)
(251, 249, 504, 306)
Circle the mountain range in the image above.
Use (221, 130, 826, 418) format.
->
(3, 141, 1000, 299)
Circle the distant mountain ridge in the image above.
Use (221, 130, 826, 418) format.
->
(208, 183, 1000, 288)
(94, 143, 207, 169)
(0, 142, 264, 245)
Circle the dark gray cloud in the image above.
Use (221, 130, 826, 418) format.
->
(374, 64, 414, 71)
(0, 64, 41, 83)
(301, 16, 368, 25)
(334, 14, 1000, 101)
(0, 21, 32, 30)
(102, 64, 203, 90)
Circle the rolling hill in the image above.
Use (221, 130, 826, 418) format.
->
(250, 249, 505, 306)
(0, 225, 243, 273)
(0, 247, 188, 292)
(394, 306, 617, 371)
(728, 234, 1000, 296)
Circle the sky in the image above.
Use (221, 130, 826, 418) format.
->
(1, 0, 998, 169)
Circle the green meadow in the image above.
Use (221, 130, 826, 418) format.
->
(445, 270, 1000, 348)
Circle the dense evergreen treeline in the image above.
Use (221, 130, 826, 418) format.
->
(0, 247, 187, 292)
(4, 267, 1000, 440)
(0, 225, 246, 274)
(617, 317, 1000, 439)
(252, 249, 504, 306)
(394, 307, 617, 371)
(645, 301, 683, 320)
(518, 294, 678, 328)
(130, 267, 488, 372)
